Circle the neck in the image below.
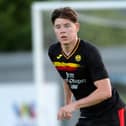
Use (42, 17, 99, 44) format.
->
(61, 37, 79, 56)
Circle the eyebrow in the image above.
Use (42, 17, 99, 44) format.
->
(55, 22, 71, 26)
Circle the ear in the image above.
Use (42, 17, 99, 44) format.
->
(75, 23, 80, 32)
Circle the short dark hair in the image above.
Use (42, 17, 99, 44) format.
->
(51, 7, 78, 24)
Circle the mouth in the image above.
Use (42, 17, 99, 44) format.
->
(61, 35, 67, 38)
(60, 36, 68, 40)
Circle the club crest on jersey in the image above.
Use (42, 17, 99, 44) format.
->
(75, 55, 81, 62)
(56, 54, 62, 59)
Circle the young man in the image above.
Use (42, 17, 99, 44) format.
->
(48, 7, 126, 126)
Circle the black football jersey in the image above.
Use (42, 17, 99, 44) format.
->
(48, 39, 125, 117)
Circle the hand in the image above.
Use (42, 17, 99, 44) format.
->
(57, 108, 72, 120)
(57, 103, 76, 120)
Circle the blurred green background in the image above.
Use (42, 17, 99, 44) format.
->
(0, 0, 126, 98)
(0, 1, 126, 126)
(0, 0, 126, 52)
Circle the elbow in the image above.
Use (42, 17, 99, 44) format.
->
(103, 90, 112, 100)
(99, 88, 112, 101)
(106, 86, 112, 99)
(108, 90, 112, 98)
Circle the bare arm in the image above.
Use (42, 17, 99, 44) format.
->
(73, 78, 112, 109)
(63, 80, 73, 105)
(57, 80, 73, 120)
(57, 78, 112, 120)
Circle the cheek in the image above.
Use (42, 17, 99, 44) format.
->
(68, 28, 77, 35)
(54, 30, 60, 36)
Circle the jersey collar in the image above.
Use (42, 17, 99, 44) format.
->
(61, 38, 80, 59)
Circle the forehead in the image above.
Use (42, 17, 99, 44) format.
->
(54, 18, 73, 25)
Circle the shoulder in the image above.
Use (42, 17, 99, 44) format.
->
(80, 40, 103, 63)
(48, 42, 61, 60)
(80, 39, 99, 53)
(49, 42, 60, 51)
(82, 40, 98, 49)
(48, 42, 60, 54)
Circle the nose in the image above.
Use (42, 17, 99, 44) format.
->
(60, 27, 66, 34)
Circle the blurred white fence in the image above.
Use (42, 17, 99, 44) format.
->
(0, 48, 126, 84)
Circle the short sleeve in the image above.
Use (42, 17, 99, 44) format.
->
(86, 43, 109, 82)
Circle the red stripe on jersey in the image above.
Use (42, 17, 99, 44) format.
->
(118, 108, 125, 126)
(56, 66, 77, 72)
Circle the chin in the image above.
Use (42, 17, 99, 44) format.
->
(60, 40, 69, 44)
(61, 42, 70, 45)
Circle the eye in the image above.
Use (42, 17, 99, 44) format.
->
(64, 23, 71, 28)
(55, 25, 61, 29)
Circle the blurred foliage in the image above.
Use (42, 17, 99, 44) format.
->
(0, 0, 51, 52)
(78, 10, 126, 47)
(0, 0, 126, 52)
(44, 9, 126, 48)
(0, 0, 32, 52)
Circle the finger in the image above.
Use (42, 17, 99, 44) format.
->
(64, 112, 72, 120)
(57, 111, 64, 120)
